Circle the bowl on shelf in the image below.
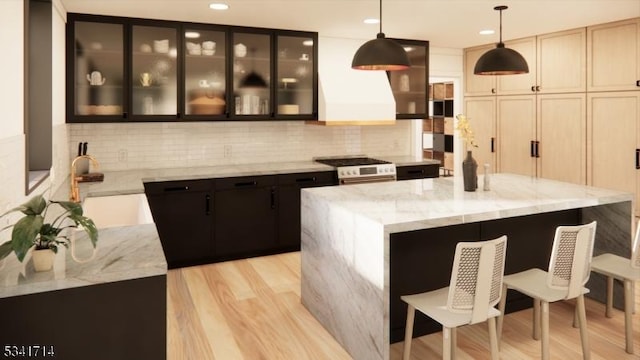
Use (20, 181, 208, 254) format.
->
(189, 95, 225, 115)
(278, 104, 299, 115)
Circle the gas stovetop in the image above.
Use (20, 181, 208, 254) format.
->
(314, 157, 391, 167)
(315, 156, 396, 184)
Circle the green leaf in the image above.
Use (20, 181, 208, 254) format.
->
(70, 215, 98, 247)
(0, 241, 13, 260)
(11, 215, 43, 262)
(53, 200, 83, 217)
(20, 195, 47, 216)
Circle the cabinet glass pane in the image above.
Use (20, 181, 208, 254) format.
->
(276, 35, 314, 115)
(132, 25, 178, 116)
(389, 44, 427, 115)
(233, 33, 270, 116)
(184, 29, 227, 116)
(74, 21, 124, 116)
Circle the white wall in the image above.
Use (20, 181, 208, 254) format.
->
(0, 0, 68, 244)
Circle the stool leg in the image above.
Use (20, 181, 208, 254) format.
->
(576, 295, 591, 360)
(443, 327, 452, 360)
(488, 317, 499, 360)
(624, 279, 634, 354)
(403, 305, 415, 360)
(497, 284, 508, 343)
(533, 298, 541, 341)
(573, 303, 579, 328)
(605, 276, 614, 318)
(451, 327, 457, 359)
(541, 301, 550, 360)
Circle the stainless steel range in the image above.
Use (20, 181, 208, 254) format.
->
(315, 156, 396, 185)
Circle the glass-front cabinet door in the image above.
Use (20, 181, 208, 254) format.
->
(183, 27, 227, 118)
(69, 19, 125, 120)
(131, 23, 179, 119)
(388, 39, 429, 119)
(275, 34, 317, 118)
(231, 31, 271, 118)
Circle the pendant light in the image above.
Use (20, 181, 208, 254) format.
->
(474, 5, 529, 75)
(351, 0, 410, 71)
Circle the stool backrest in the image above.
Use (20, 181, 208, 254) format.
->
(547, 221, 597, 299)
(447, 235, 507, 324)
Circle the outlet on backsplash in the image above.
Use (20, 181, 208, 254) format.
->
(118, 149, 128, 162)
(224, 145, 232, 158)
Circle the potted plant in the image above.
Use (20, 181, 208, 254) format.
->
(0, 194, 98, 271)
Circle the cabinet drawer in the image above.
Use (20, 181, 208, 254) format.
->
(396, 164, 439, 180)
(215, 174, 277, 190)
(144, 179, 213, 195)
(278, 171, 337, 187)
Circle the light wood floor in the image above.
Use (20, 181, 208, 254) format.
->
(167, 252, 640, 359)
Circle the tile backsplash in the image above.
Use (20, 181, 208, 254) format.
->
(69, 121, 413, 171)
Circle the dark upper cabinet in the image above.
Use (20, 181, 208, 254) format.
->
(66, 13, 318, 123)
(67, 15, 127, 121)
(387, 39, 430, 119)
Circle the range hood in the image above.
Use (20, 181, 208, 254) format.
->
(310, 36, 396, 126)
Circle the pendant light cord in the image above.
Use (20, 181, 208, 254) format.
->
(379, 0, 383, 34)
(499, 7, 503, 43)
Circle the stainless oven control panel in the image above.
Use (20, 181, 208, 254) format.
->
(337, 164, 397, 184)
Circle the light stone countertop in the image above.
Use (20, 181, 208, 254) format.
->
(0, 156, 437, 299)
(301, 173, 633, 234)
(0, 224, 165, 298)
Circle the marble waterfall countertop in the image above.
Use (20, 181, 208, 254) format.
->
(301, 173, 633, 234)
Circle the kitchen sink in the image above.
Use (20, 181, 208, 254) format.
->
(82, 193, 154, 229)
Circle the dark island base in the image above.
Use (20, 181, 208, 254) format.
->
(0, 275, 166, 360)
(389, 204, 630, 343)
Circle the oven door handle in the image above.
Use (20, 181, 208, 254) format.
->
(340, 175, 396, 185)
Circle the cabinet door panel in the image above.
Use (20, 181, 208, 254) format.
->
(587, 18, 640, 92)
(498, 37, 537, 95)
(463, 44, 497, 96)
(588, 92, 640, 215)
(70, 19, 125, 119)
(231, 32, 271, 117)
(537, 94, 586, 184)
(497, 96, 536, 176)
(275, 34, 317, 117)
(131, 24, 179, 117)
(464, 96, 496, 171)
(537, 28, 586, 93)
(145, 181, 213, 268)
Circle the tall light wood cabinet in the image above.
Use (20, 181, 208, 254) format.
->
(496, 37, 537, 95)
(496, 96, 536, 177)
(587, 18, 640, 92)
(536, 28, 587, 94)
(495, 94, 586, 183)
(463, 96, 496, 171)
(463, 44, 497, 96)
(587, 92, 640, 215)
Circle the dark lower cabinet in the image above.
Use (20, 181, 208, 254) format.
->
(214, 175, 278, 259)
(144, 179, 213, 268)
(277, 171, 338, 249)
(396, 164, 439, 180)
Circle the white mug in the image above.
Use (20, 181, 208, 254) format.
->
(198, 79, 209, 88)
(202, 41, 216, 50)
(140, 73, 152, 87)
(234, 43, 247, 57)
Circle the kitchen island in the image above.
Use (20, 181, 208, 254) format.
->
(300, 174, 633, 360)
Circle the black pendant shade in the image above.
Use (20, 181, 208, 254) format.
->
(474, 5, 529, 75)
(351, 0, 409, 71)
(240, 71, 268, 89)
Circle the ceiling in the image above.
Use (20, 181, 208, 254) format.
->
(60, 0, 640, 49)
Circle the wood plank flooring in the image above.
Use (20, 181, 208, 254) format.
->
(167, 252, 640, 359)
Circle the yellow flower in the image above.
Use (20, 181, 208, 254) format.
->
(455, 114, 478, 148)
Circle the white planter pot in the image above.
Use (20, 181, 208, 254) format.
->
(32, 248, 55, 272)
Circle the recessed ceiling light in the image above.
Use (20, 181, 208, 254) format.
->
(479, 29, 495, 35)
(403, 46, 414, 52)
(185, 31, 201, 39)
(364, 18, 380, 25)
(209, 3, 229, 10)
(302, 39, 314, 46)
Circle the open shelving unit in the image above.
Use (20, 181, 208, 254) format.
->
(423, 82, 454, 176)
